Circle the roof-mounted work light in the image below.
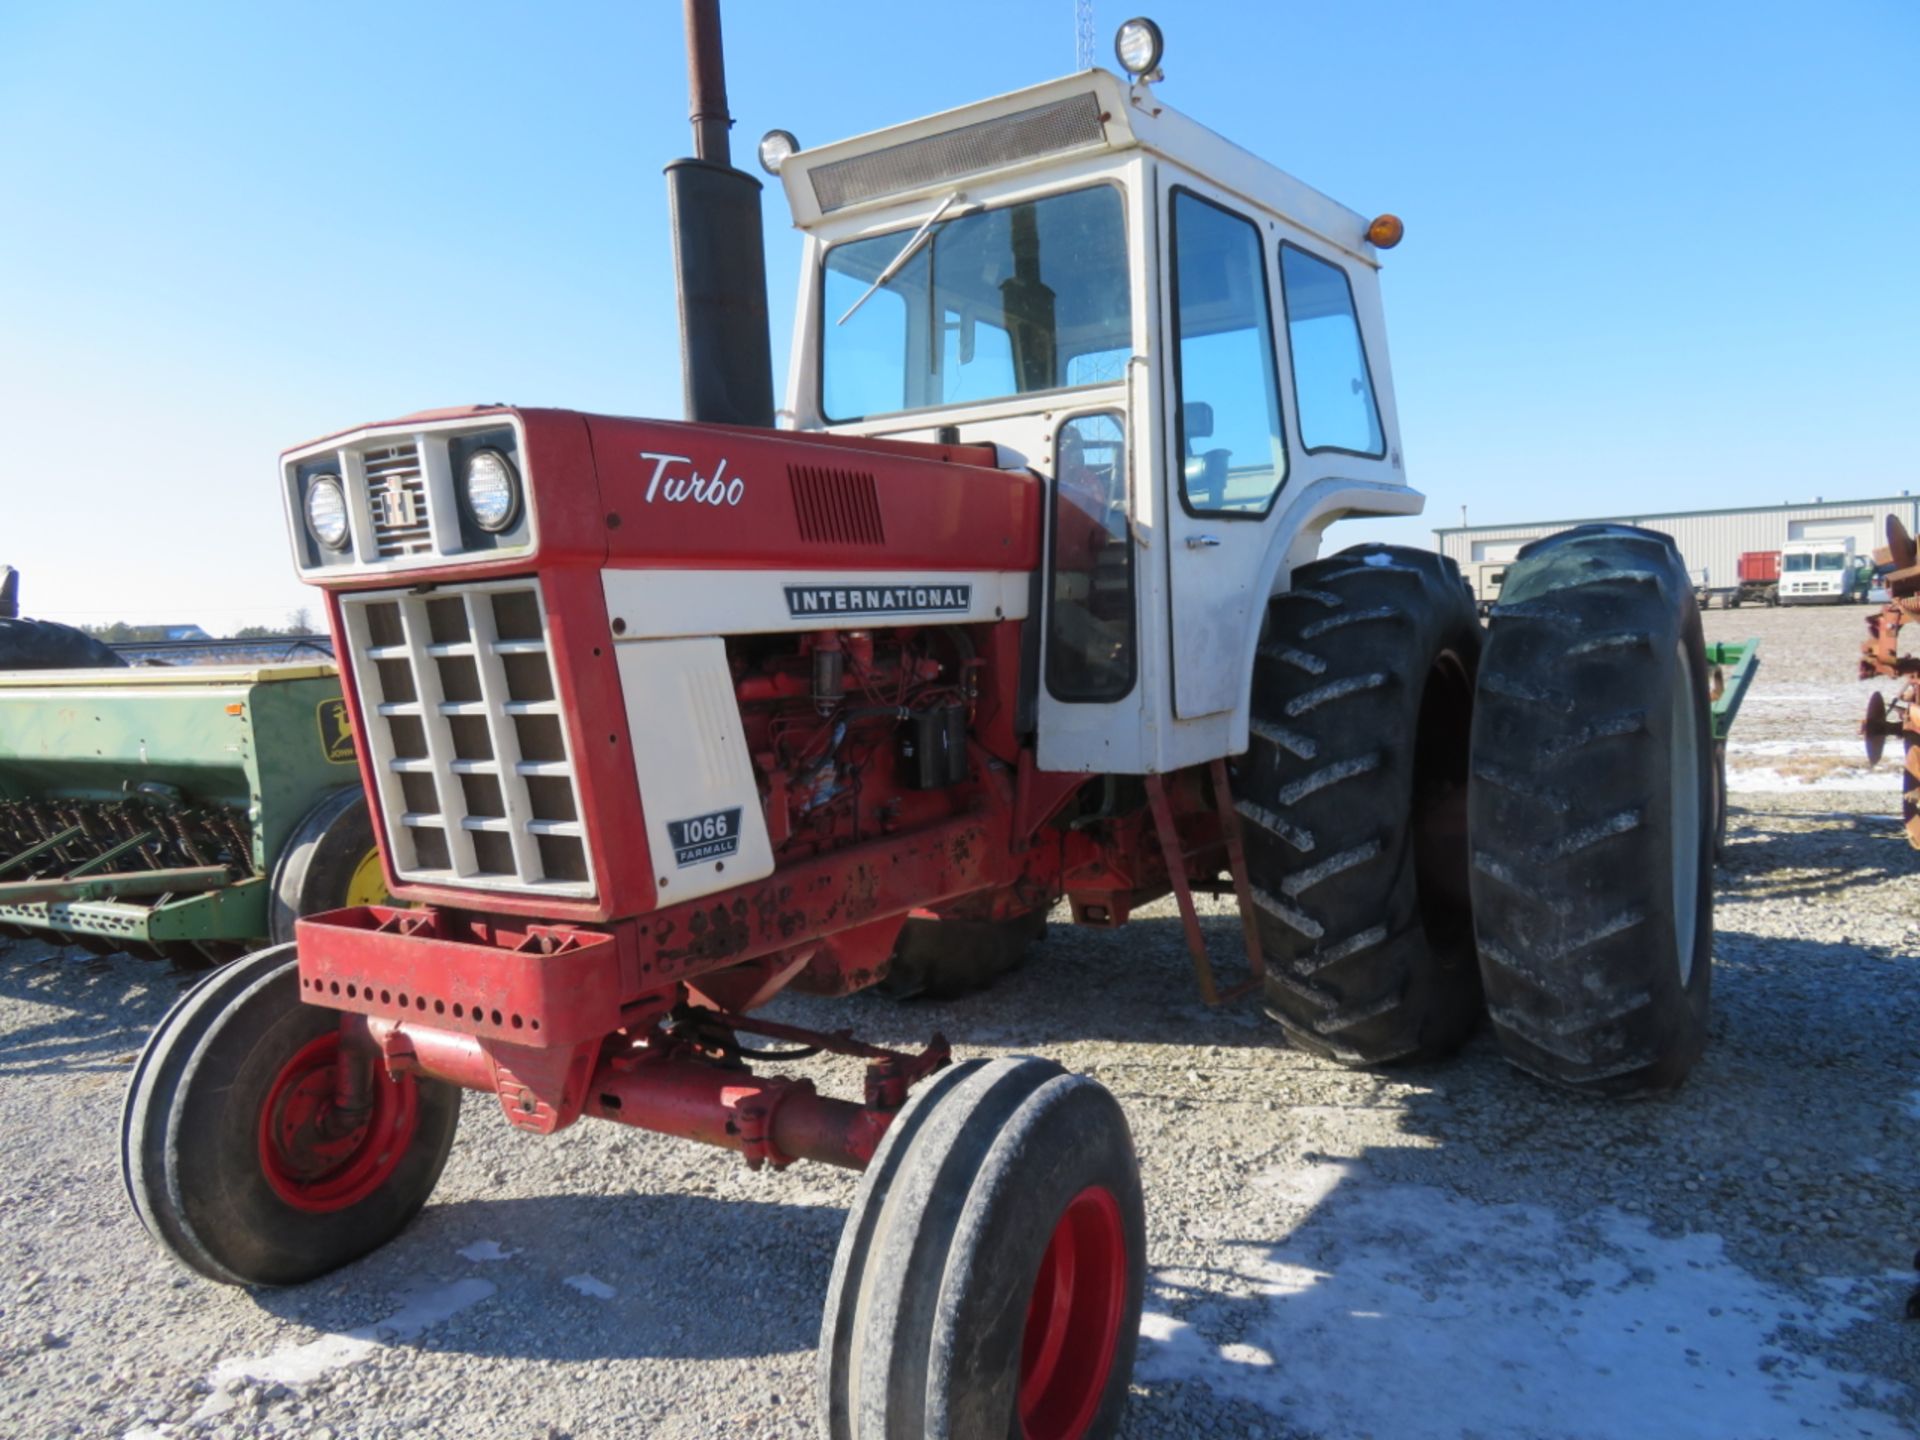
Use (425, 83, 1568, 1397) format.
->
(1114, 17, 1164, 78)
(757, 129, 799, 176)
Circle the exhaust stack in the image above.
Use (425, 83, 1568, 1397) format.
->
(667, 0, 775, 429)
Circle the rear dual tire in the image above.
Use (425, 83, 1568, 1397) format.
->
(1238, 544, 1484, 1065)
(1468, 525, 1714, 1095)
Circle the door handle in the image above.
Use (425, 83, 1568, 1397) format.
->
(1186, 534, 1222, 549)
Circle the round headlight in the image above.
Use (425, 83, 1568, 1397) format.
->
(757, 129, 799, 176)
(463, 448, 520, 532)
(1114, 17, 1164, 77)
(305, 475, 350, 551)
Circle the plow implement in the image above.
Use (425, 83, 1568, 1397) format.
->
(1860, 517, 1920, 847)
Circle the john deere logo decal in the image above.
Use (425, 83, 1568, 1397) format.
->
(318, 700, 357, 764)
(668, 808, 741, 867)
(784, 583, 972, 618)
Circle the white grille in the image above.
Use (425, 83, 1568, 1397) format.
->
(363, 443, 434, 558)
(339, 579, 594, 898)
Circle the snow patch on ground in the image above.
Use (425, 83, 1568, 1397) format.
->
(1136, 1169, 1909, 1440)
(1724, 766, 1891, 794)
(564, 1273, 615, 1299)
(1723, 737, 1893, 793)
(456, 1239, 516, 1262)
(190, 1278, 495, 1420)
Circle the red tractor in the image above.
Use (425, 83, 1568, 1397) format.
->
(123, 11, 1718, 1435)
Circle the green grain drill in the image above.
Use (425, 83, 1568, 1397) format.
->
(0, 665, 383, 964)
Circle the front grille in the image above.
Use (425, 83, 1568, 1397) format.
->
(363, 443, 433, 558)
(809, 92, 1107, 212)
(338, 580, 593, 898)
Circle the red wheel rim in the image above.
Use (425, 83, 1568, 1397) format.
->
(257, 1031, 419, 1213)
(1018, 1184, 1128, 1440)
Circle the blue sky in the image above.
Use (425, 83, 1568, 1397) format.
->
(2, 0, 1914, 630)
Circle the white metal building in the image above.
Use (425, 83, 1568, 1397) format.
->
(1435, 495, 1920, 592)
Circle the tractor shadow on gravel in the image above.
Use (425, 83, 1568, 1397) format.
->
(244, 1189, 837, 1363)
(0, 938, 195, 1076)
(1714, 806, 1918, 901)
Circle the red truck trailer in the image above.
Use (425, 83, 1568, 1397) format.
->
(1735, 550, 1781, 607)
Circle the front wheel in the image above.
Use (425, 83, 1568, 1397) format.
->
(122, 944, 459, 1285)
(819, 1057, 1145, 1440)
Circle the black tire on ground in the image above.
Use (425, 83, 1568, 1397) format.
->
(122, 944, 459, 1286)
(876, 909, 1048, 1000)
(818, 1056, 1145, 1440)
(1468, 524, 1714, 1096)
(1235, 542, 1484, 1066)
(268, 786, 385, 946)
(0, 616, 127, 670)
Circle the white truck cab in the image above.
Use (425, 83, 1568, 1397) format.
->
(769, 67, 1416, 775)
(1779, 537, 1861, 604)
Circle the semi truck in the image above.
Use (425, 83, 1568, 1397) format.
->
(123, 12, 1723, 1435)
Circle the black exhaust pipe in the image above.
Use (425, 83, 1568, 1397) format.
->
(668, 0, 775, 429)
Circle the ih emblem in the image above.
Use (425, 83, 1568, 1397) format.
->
(379, 475, 419, 528)
(317, 699, 357, 764)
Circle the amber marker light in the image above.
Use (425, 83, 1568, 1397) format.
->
(1367, 214, 1405, 248)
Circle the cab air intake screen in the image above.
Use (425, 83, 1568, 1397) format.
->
(809, 93, 1107, 213)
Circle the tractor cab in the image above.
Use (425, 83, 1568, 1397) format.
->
(771, 62, 1420, 774)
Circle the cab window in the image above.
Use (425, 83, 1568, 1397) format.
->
(1279, 243, 1384, 457)
(1047, 413, 1135, 701)
(820, 185, 1132, 421)
(1169, 190, 1286, 515)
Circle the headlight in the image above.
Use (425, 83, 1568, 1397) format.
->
(305, 475, 351, 551)
(757, 129, 799, 176)
(463, 448, 520, 532)
(1114, 17, 1164, 77)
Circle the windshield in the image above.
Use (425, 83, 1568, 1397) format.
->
(821, 185, 1131, 422)
(1815, 552, 1847, 571)
(1784, 553, 1811, 572)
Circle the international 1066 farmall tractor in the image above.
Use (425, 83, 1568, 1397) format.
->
(124, 11, 1718, 1436)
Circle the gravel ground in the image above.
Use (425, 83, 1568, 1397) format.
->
(3, 602, 1917, 1439)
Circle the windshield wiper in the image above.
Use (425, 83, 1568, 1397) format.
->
(836, 191, 964, 326)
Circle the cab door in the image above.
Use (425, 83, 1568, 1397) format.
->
(1159, 182, 1291, 719)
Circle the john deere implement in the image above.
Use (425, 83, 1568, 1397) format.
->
(0, 664, 382, 964)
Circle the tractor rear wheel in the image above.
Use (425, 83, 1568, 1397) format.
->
(122, 943, 459, 1285)
(1236, 543, 1484, 1065)
(819, 1056, 1145, 1440)
(1468, 524, 1714, 1096)
(877, 909, 1048, 1000)
(0, 616, 127, 670)
(268, 787, 389, 946)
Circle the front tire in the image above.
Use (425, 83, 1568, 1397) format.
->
(122, 944, 459, 1285)
(1468, 525, 1714, 1095)
(819, 1057, 1145, 1440)
(1236, 543, 1484, 1065)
